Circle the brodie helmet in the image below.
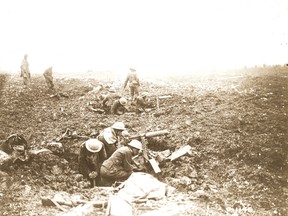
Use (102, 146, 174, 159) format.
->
(85, 139, 103, 153)
(128, 139, 142, 150)
(109, 86, 116, 93)
(142, 92, 149, 97)
(111, 122, 126, 131)
(119, 97, 127, 105)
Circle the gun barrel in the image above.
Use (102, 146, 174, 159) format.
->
(145, 130, 169, 138)
(128, 133, 145, 140)
(128, 130, 169, 140)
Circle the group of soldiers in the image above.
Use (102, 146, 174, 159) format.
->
(20, 54, 54, 90)
(20, 54, 152, 114)
(78, 68, 153, 187)
(99, 71, 152, 115)
(78, 121, 144, 187)
(20, 54, 153, 187)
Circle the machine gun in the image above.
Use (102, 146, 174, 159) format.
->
(128, 129, 169, 173)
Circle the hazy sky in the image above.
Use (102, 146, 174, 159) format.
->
(0, 0, 287, 75)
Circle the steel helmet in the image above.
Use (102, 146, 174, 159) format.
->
(119, 97, 127, 105)
(111, 122, 126, 131)
(85, 139, 103, 153)
(128, 139, 142, 150)
(109, 87, 116, 93)
(142, 92, 149, 97)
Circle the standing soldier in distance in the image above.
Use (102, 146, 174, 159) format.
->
(20, 54, 31, 86)
(43, 66, 54, 90)
(123, 68, 140, 101)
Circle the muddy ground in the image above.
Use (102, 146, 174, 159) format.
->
(0, 66, 287, 215)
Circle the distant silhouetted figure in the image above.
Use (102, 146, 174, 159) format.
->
(123, 68, 140, 101)
(43, 66, 54, 90)
(20, 54, 30, 85)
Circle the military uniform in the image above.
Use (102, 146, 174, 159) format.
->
(135, 95, 147, 113)
(100, 146, 134, 182)
(111, 100, 127, 115)
(102, 93, 121, 113)
(123, 69, 140, 100)
(43, 66, 54, 89)
(78, 141, 107, 186)
(20, 55, 30, 85)
(97, 127, 119, 158)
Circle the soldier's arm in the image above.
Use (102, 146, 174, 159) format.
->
(111, 101, 118, 114)
(102, 96, 109, 106)
(99, 143, 107, 162)
(78, 146, 92, 176)
(122, 151, 134, 172)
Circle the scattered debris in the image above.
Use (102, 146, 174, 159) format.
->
(29, 148, 52, 156)
(156, 95, 172, 110)
(0, 150, 11, 166)
(148, 158, 161, 174)
(50, 92, 69, 99)
(0, 134, 30, 163)
(117, 172, 172, 200)
(87, 106, 105, 114)
(1, 69, 287, 215)
(108, 194, 133, 216)
(47, 142, 64, 154)
(168, 145, 192, 161)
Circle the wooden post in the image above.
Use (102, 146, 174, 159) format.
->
(156, 96, 160, 111)
(149, 158, 161, 173)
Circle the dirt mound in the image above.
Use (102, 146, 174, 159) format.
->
(0, 67, 287, 215)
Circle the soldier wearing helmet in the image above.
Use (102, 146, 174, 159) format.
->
(120, 130, 130, 146)
(110, 97, 127, 115)
(108, 86, 116, 93)
(123, 68, 140, 101)
(101, 86, 128, 115)
(134, 91, 151, 114)
(97, 122, 126, 158)
(100, 139, 142, 185)
(78, 139, 107, 187)
(101, 92, 122, 114)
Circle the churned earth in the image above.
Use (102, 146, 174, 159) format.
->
(0, 66, 287, 215)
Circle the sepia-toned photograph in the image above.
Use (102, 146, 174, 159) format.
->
(0, 0, 287, 215)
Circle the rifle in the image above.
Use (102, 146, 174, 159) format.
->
(128, 129, 169, 173)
